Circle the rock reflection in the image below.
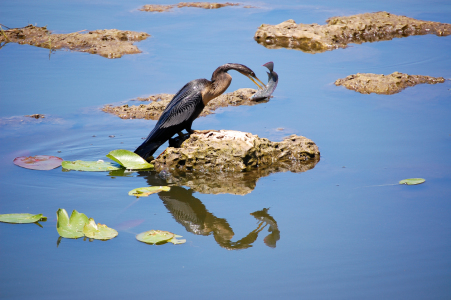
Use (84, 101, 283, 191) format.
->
(155, 156, 320, 195)
(138, 172, 282, 250)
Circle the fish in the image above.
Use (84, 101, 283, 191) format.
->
(250, 61, 278, 101)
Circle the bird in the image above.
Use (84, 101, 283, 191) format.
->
(134, 63, 265, 160)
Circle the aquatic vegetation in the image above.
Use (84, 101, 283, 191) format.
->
(62, 160, 122, 172)
(56, 209, 117, 240)
(399, 178, 426, 185)
(83, 218, 118, 240)
(56, 209, 89, 239)
(13, 155, 63, 170)
(136, 230, 186, 245)
(0, 213, 47, 224)
(128, 186, 171, 197)
(106, 149, 154, 169)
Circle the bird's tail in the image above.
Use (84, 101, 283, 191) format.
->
(134, 139, 165, 161)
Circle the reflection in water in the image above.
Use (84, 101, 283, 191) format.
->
(156, 157, 320, 195)
(138, 172, 280, 250)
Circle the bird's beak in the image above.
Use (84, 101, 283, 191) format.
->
(245, 74, 266, 90)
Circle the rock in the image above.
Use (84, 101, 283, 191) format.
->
(150, 130, 319, 195)
(254, 11, 451, 53)
(0, 25, 150, 58)
(334, 72, 445, 95)
(102, 88, 268, 120)
(139, 2, 240, 12)
(153, 130, 319, 171)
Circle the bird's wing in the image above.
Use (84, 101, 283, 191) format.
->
(157, 80, 207, 129)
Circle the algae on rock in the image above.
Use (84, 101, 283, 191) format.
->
(254, 11, 451, 53)
(0, 25, 150, 58)
(334, 72, 445, 95)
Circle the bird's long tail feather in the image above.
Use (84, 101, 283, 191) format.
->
(134, 139, 165, 161)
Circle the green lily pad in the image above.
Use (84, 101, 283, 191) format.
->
(56, 209, 89, 239)
(14, 155, 63, 170)
(0, 213, 47, 224)
(399, 178, 426, 185)
(128, 186, 171, 197)
(62, 160, 122, 172)
(168, 235, 186, 245)
(136, 230, 186, 245)
(83, 218, 118, 240)
(106, 149, 153, 170)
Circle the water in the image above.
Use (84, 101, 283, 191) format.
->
(1, 1, 451, 299)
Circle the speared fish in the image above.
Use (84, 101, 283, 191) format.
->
(250, 61, 278, 101)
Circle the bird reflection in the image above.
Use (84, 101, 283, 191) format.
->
(137, 171, 280, 250)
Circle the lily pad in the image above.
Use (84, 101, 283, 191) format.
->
(0, 213, 47, 224)
(136, 230, 185, 245)
(106, 149, 154, 170)
(14, 155, 63, 170)
(128, 186, 171, 197)
(83, 218, 118, 240)
(399, 178, 426, 185)
(56, 209, 89, 239)
(62, 160, 122, 172)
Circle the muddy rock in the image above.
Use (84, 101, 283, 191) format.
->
(153, 130, 319, 175)
(102, 88, 267, 120)
(0, 25, 150, 58)
(335, 72, 446, 95)
(140, 2, 240, 12)
(25, 114, 46, 119)
(254, 11, 451, 53)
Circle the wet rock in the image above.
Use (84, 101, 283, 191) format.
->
(254, 11, 451, 53)
(25, 114, 45, 119)
(139, 2, 240, 12)
(335, 72, 445, 95)
(153, 130, 319, 174)
(102, 88, 267, 120)
(0, 25, 150, 58)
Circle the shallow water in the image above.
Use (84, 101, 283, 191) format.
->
(1, 0, 451, 299)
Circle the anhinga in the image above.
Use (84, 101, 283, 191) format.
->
(134, 63, 265, 160)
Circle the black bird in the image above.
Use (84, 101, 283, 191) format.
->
(134, 63, 265, 160)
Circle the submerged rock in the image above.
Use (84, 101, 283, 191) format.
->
(139, 2, 240, 12)
(254, 11, 451, 53)
(102, 88, 267, 120)
(335, 72, 445, 95)
(0, 25, 150, 58)
(153, 129, 319, 172)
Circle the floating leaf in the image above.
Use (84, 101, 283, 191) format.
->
(128, 186, 171, 197)
(168, 235, 186, 245)
(0, 213, 47, 224)
(399, 178, 426, 185)
(62, 160, 122, 172)
(14, 155, 63, 170)
(136, 230, 185, 245)
(83, 218, 118, 240)
(56, 209, 89, 239)
(106, 149, 153, 170)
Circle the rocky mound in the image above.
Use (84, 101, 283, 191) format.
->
(254, 11, 451, 53)
(334, 72, 445, 95)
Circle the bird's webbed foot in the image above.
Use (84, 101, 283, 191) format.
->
(168, 132, 192, 148)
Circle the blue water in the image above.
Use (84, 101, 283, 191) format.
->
(1, 1, 451, 299)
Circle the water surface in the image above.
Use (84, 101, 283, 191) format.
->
(1, 1, 451, 299)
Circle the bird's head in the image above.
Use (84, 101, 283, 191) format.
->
(213, 63, 266, 90)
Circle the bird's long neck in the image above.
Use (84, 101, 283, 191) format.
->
(201, 72, 232, 105)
